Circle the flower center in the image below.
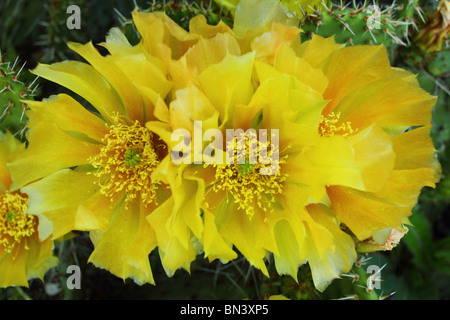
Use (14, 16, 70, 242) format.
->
(88, 117, 163, 207)
(319, 112, 355, 137)
(0, 192, 36, 254)
(212, 132, 288, 218)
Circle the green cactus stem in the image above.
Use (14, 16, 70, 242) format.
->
(0, 53, 38, 140)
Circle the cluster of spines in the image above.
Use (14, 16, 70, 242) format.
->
(299, 0, 425, 52)
(336, 254, 396, 300)
(0, 53, 38, 140)
(36, 0, 89, 63)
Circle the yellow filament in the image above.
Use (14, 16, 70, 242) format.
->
(212, 131, 288, 218)
(88, 117, 161, 207)
(0, 192, 36, 254)
(319, 112, 356, 138)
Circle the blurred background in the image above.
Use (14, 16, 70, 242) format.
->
(0, 0, 448, 300)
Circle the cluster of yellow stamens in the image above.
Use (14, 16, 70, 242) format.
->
(212, 131, 288, 219)
(319, 112, 355, 138)
(0, 192, 36, 255)
(88, 117, 161, 207)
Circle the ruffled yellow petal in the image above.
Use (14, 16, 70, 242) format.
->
(216, 200, 277, 277)
(23, 234, 58, 283)
(132, 10, 198, 61)
(189, 15, 234, 38)
(89, 196, 157, 285)
(304, 204, 356, 291)
(169, 85, 219, 134)
(391, 125, 441, 172)
(198, 52, 255, 126)
(0, 233, 57, 288)
(0, 240, 29, 287)
(372, 168, 438, 207)
(203, 210, 238, 262)
(327, 186, 412, 241)
(274, 43, 329, 95)
(186, 33, 241, 75)
(146, 197, 196, 272)
(296, 34, 341, 68)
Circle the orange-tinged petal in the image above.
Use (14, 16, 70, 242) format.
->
(322, 45, 393, 115)
(372, 168, 438, 206)
(251, 21, 301, 64)
(327, 186, 412, 241)
(391, 125, 441, 173)
(335, 79, 436, 129)
(0, 132, 23, 191)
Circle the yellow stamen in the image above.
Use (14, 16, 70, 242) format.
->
(88, 116, 161, 207)
(319, 112, 356, 137)
(212, 132, 288, 219)
(0, 192, 36, 254)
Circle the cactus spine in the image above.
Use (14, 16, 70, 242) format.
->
(0, 53, 38, 140)
(298, 0, 429, 59)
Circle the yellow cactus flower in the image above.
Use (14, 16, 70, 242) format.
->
(7, 0, 440, 293)
(7, 28, 174, 285)
(140, 0, 440, 291)
(0, 132, 57, 288)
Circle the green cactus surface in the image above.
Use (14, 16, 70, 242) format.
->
(0, 54, 38, 140)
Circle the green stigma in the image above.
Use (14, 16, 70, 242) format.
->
(238, 159, 256, 176)
(124, 149, 142, 167)
(5, 210, 18, 222)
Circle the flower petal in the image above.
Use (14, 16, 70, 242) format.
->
(8, 122, 100, 189)
(327, 186, 412, 241)
(32, 61, 124, 123)
(89, 196, 157, 285)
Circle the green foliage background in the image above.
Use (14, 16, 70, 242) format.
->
(0, 0, 449, 300)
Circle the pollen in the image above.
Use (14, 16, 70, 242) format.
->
(319, 112, 356, 138)
(0, 192, 36, 255)
(88, 116, 161, 207)
(212, 131, 288, 219)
